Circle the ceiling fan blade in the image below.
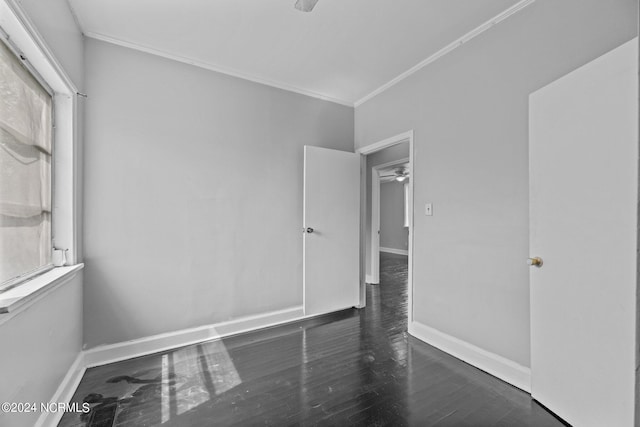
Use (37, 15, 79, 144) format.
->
(295, 0, 319, 12)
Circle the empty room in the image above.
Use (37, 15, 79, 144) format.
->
(0, 0, 638, 426)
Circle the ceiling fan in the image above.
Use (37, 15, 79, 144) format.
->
(295, 0, 320, 12)
(380, 168, 410, 182)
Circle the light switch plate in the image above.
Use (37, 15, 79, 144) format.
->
(425, 203, 433, 216)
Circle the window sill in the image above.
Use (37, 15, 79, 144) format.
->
(0, 264, 84, 318)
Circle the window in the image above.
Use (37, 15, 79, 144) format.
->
(0, 39, 53, 289)
(403, 181, 410, 228)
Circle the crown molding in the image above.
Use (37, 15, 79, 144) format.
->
(78, 0, 534, 110)
(83, 31, 355, 108)
(354, 0, 536, 107)
(65, 0, 87, 38)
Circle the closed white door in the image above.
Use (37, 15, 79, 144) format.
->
(529, 38, 638, 426)
(303, 146, 360, 316)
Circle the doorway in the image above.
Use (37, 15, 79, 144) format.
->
(357, 131, 414, 325)
(370, 158, 410, 284)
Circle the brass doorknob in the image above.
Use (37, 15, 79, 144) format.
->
(527, 257, 543, 267)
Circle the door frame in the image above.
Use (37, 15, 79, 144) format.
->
(369, 157, 410, 284)
(357, 130, 414, 324)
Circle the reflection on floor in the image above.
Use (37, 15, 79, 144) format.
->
(60, 252, 564, 426)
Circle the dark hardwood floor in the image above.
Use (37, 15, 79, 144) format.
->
(60, 253, 565, 426)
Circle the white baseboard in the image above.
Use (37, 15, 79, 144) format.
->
(409, 321, 531, 393)
(40, 312, 531, 427)
(380, 247, 409, 256)
(83, 306, 304, 368)
(35, 352, 86, 427)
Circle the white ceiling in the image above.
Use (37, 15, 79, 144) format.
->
(67, 0, 522, 106)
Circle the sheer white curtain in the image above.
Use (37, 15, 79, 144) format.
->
(0, 40, 52, 285)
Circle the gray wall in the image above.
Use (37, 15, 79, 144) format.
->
(355, 0, 638, 367)
(365, 143, 409, 277)
(0, 2, 84, 426)
(0, 273, 83, 427)
(17, 0, 84, 89)
(380, 181, 408, 252)
(83, 39, 354, 348)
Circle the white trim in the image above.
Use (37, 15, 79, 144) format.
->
(409, 320, 531, 393)
(354, 0, 536, 107)
(40, 314, 531, 425)
(357, 130, 414, 155)
(380, 247, 409, 256)
(40, 305, 353, 417)
(35, 352, 86, 427)
(365, 274, 375, 284)
(0, 0, 81, 265)
(74, 1, 533, 110)
(0, 265, 84, 323)
(0, 0, 77, 92)
(83, 306, 304, 368)
(370, 157, 410, 284)
(76, 1, 534, 109)
(357, 130, 414, 324)
(370, 168, 380, 285)
(64, 0, 87, 37)
(83, 32, 353, 108)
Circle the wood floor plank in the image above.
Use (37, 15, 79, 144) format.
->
(59, 253, 566, 426)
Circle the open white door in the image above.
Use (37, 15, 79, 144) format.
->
(303, 146, 360, 316)
(529, 39, 638, 426)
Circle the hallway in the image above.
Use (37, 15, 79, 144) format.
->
(60, 253, 563, 426)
